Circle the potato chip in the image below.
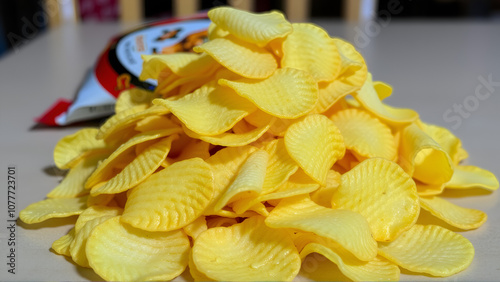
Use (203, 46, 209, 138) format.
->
(399, 123, 454, 185)
(446, 165, 499, 190)
(332, 38, 367, 91)
(51, 228, 75, 257)
(245, 110, 295, 136)
(266, 195, 377, 261)
(300, 243, 400, 281)
(420, 121, 467, 165)
(140, 53, 216, 79)
(310, 170, 341, 208)
(214, 150, 268, 211)
(86, 193, 114, 207)
(47, 152, 107, 198)
(115, 88, 157, 113)
(134, 115, 179, 132)
(332, 158, 419, 242)
(90, 136, 177, 196)
(96, 105, 170, 140)
(354, 73, 418, 126)
(378, 224, 474, 277)
(53, 128, 106, 169)
(74, 205, 123, 232)
(194, 36, 277, 79)
(420, 196, 487, 229)
(281, 23, 340, 82)
(261, 138, 299, 194)
(70, 215, 116, 267)
(207, 22, 229, 41)
(154, 84, 256, 136)
(183, 119, 273, 147)
(86, 129, 180, 188)
(20, 196, 88, 224)
(416, 180, 445, 196)
(121, 158, 213, 231)
(192, 216, 301, 281)
(220, 68, 318, 119)
(183, 216, 207, 239)
(331, 108, 397, 161)
(284, 114, 345, 185)
(207, 7, 292, 46)
(86, 216, 190, 281)
(173, 138, 210, 161)
(189, 250, 214, 282)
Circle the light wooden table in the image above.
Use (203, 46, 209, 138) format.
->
(0, 19, 499, 281)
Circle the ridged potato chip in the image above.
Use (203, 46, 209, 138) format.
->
(207, 7, 292, 46)
(399, 123, 454, 185)
(300, 243, 400, 281)
(446, 165, 499, 190)
(141, 53, 216, 79)
(214, 150, 268, 211)
(266, 195, 377, 261)
(281, 23, 340, 82)
(51, 228, 75, 256)
(420, 196, 487, 229)
(194, 36, 277, 79)
(154, 84, 256, 136)
(53, 128, 106, 169)
(378, 224, 474, 277)
(331, 108, 397, 161)
(332, 158, 419, 241)
(20, 196, 88, 224)
(192, 216, 301, 281)
(74, 205, 123, 232)
(47, 152, 107, 198)
(285, 114, 345, 185)
(420, 121, 467, 165)
(90, 136, 177, 196)
(310, 170, 341, 208)
(86, 216, 190, 281)
(115, 88, 157, 113)
(261, 138, 299, 194)
(220, 68, 318, 119)
(121, 158, 213, 231)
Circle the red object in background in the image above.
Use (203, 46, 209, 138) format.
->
(78, 0, 119, 21)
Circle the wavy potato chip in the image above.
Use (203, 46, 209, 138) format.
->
(285, 114, 345, 185)
(192, 216, 301, 281)
(420, 196, 487, 229)
(332, 158, 420, 242)
(378, 224, 474, 277)
(115, 88, 157, 113)
(122, 158, 213, 231)
(53, 128, 107, 169)
(207, 7, 292, 46)
(446, 165, 499, 190)
(87, 216, 190, 281)
(20, 196, 88, 224)
(51, 228, 75, 257)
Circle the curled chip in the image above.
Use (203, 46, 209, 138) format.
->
(19, 5, 497, 282)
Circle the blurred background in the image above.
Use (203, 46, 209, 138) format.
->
(1, 0, 500, 58)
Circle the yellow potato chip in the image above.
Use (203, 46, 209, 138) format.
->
(20, 196, 88, 224)
(121, 158, 213, 231)
(446, 165, 499, 190)
(86, 129, 180, 188)
(90, 135, 177, 196)
(331, 108, 397, 161)
(420, 196, 487, 229)
(266, 195, 377, 261)
(153, 84, 257, 136)
(378, 224, 474, 277)
(183, 216, 207, 239)
(261, 138, 299, 194)
(399, 123, 454, 185)
(420, 121, 467, 165)
(245, 109, 295, 136)
(97, 105, 170, 141)
(47, 152, 107, 198)
(173, 138, 210, 161)
(416, 180, 445, 196)
(141, 53, 217, 80)
(214, 150, 268, 211)
(86, 216, 190, 281)
(70, 215, 115, 267)
(74, 205, 123, 232)
(189, 250, 215, 282)
(332, 158, 419, 242)
(333, 38, 367, 89)
(115, 88, 156, 113)
(134, 115, 179, 132)
(284, 114, 345, 185)
(281, 23, 340, 82)
(207, 7, 292, 46)
(53, 128, 106, 169)
(310, 170, 341, 208)
(194, 36, 277, 79)
(51, 228, 75, 257)
(192, 216, 301, 281)
(183, 119, 273, 147)
(86, 193, 114, 207)
(207, 22, 229, 41)
(220, 67, 318, 119)
(354, 73, 418, 126)
(300, 243, 400, 281)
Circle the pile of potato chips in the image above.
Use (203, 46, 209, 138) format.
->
(21, 7, 498, 281)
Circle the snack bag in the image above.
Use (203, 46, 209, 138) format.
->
(36, 14, 210, 126)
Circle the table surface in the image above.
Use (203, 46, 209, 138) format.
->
(0, 19, 499, 281)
